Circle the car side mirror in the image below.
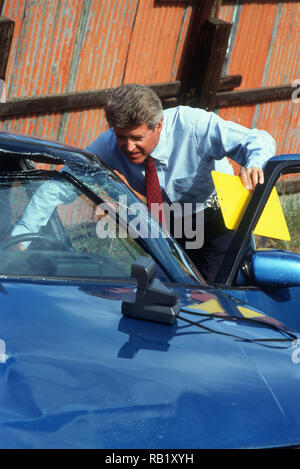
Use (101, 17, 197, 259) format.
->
(239, 249, 300, 288)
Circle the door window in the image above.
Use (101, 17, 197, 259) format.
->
(254, 175, 300, 254)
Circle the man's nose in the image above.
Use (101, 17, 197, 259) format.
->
(125, 139, 136, 152)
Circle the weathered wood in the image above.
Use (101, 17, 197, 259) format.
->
(198, 19, 232, 110)
(215, 84, 294, 107)
(0, 17, 15, 80)
(178, 1, 222, 104)
(151, 81, 181, 99)
(0, 81, 181, 118)
(180, 18, 232, 107)
(1, 80, 293, 118)
(218, 75, 242, 91)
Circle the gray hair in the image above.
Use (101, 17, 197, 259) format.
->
(104, 84, 163, 130)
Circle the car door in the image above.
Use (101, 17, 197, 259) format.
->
(215, 155, 300, 332)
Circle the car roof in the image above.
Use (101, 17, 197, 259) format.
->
(0, 131, 98, 167)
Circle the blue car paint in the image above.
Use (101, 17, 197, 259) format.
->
(228, 286, 300, 334)
(0, 278, 300, 449)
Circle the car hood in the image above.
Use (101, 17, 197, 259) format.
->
(0, 279, 299, 449)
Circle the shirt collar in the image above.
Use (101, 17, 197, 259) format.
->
(149, 124, 168, 164)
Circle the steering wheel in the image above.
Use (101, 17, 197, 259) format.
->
(0, 233, 71, 251)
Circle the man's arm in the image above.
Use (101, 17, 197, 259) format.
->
(194, 109, 276, 190)
(11, 177, 78, 248)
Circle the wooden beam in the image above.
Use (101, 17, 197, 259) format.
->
(215, 84, 294, 108)
(0, 81, 181, 118)
(194, 19, 232, 110)
(218, 74, 242, 92)
(178, 1, 222, 104)
(0, 17, 15, 80)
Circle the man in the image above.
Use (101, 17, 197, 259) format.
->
(86, 84, 276, 282)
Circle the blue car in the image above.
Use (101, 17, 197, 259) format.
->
(0, 131, 300, 449)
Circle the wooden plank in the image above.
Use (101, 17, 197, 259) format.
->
(0, 17, 15, 80)
(179, 1, 222, 103)
(0, 81, 181, 118)
(215, 84, 294, 108)
(195, 19, 232, 110)
(218, 75, 242, 91)
(122, 3, 190, 85)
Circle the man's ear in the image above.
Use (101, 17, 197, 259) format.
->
(156, 119, 163, 133)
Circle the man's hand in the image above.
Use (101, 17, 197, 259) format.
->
(7, 242, 25, 251)
(239, 167, 264, 191)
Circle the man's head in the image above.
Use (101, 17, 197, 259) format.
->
(104, 84, 163, 164)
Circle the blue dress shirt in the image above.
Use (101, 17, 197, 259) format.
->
(87, 106, 276, 205)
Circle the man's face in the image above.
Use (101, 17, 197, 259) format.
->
(114, 120, 162, 164)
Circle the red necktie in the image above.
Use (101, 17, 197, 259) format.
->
(145, 156, 165, 225)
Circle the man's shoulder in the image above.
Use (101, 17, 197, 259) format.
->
(163, 105, 210, 125)
(86, 128, 117, 155)
(92, 128, 116, 145)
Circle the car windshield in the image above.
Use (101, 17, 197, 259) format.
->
(0, 161, 201, 284)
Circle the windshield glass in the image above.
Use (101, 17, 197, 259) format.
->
(0, 167, 200, 284)
(62, 159, 202, 283)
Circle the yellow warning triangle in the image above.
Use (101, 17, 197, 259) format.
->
(211, 171, 290, 241)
